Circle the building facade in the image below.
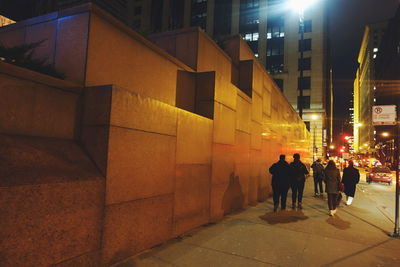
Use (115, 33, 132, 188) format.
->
(353, 21, 387, 154)
(2, 0, 332, 160)
(134, 0, 332, 160)
(374, 7, 400, 167)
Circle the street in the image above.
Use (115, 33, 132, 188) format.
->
(357, 167, 397, 225)
(116, 170, 400, 267)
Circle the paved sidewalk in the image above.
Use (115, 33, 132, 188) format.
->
(115, 178, 400, 267)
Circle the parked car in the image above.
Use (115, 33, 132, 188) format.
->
(366, 166, 393, 185)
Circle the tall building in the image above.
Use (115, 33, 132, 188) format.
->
(353, 21, 387, 154)
(2, 0, 332, 160)
(137, 0, 332, 160)
(374, 6, 400, 167)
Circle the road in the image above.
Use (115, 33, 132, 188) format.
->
(357, 167, 397, 225)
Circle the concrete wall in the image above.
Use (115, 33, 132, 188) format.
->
(0, 62, 105, 266)
(0, 4, 310, 266)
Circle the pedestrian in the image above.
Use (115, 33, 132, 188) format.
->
(269, 154, 291, 212)
(289, 153, 309, 210)
(342, 160, 360, 205)
(311, 159, 325, 196)
(324, 160, 341, 216)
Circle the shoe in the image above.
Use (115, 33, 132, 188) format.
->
(332, 209, 337, 215)
(329, 210, 334, 216)
(273, 204, 279, 212)
(298, 203, 303, 209)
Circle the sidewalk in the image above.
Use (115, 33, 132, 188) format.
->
(115, 178, 400, 267)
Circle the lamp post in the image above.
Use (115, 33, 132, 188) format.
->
(289, 0, 317, 119)
(311, 114, 319, 162)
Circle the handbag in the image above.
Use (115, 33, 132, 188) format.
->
(339, 182, 344, 192)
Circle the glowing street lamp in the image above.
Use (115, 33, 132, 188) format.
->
(310, 114, 319, 161)
(381, 132, 390, 137)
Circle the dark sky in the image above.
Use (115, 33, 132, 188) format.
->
(329, 0, 399, 137)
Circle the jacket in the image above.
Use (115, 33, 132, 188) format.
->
(269, 160, 291, 188)
(324, 168, 341, 194)
(290, 160, 309, 183)
(342, 166, 360, 197)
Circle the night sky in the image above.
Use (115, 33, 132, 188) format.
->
(1, 0, 399, 140)
(329, 0, 399, 139)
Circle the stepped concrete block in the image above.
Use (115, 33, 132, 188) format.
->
(101, 194, 174, 266)
(176, 110, 213, 165)
(106, 126, 176, 205)
(213, 102, 236, 145)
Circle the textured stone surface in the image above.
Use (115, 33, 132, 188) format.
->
(176, 110, 213, 165)
(86, 13, 182, 105)
(0, 136, 104, 267)
(101, 194, 174, 266)
(111, 86, 178, 136)
(0, 73, 79, 139)
(54, 13, 89, 83)
(213, 102, 236, 145)
(174, 164, 211, 236)
(106, 126, 176, 205)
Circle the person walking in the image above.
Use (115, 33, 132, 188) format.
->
(269, 154, 291, 212)
(342, 160, 360, 206)
(311, 159, 325, 196)
(289, 153, 309, 210)
(324, 160, 341, 216)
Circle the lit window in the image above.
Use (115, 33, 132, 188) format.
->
(245, 34, 252, 40)
(255, 53, 259, 57)
(373, 54, 377, 58)
(374, 130, 376, 134)
(267, 33, 272, 39)
(374, 98, 376, 102)
(253, 32, 259, 41)
(373, 86, 376, 90)
(373, 48, 378, 52)
(280, 32, 285, 37)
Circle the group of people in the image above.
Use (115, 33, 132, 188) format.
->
(269, 154, 360, 216)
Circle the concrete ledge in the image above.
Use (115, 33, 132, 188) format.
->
(0, 61, 82, 93)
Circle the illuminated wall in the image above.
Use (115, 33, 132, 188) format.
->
(0, 4, 310, 266)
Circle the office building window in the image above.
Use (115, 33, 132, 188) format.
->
(298, 96, 310, 109)
(241, 0, 259, 8)
(299, 20, 312, 33)
(244, 32, 259, 41)
(191, 0, 207, 30)
(298, 57, 311, 70)
(298, 77, 311, 89)
(214, 0, 232, 36)
(134, 6, 141, 15)
(298, 38, 311, 51)
(267, 17, 284, 39)
(274, 79, 284, 92)
(304, 20, 312, 32)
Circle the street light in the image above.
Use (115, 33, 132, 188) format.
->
(311, 114, 319, 162)
(289, 0, 318, 119)
(381, 132, 390, 137)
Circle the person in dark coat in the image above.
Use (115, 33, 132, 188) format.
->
(311, 159, 325, 196)
(342, 160, 360, 205)
(269, 154, 291, 212)
(289, 153, 309, 210)
(324, 160, 341, 216)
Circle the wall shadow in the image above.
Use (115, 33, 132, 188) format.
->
(259, 210, 309, 225)
(222, 172, 245, 215)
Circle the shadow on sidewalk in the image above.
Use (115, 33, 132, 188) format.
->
(326, 215, 351, 230)
(259, 210, 308, 224)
